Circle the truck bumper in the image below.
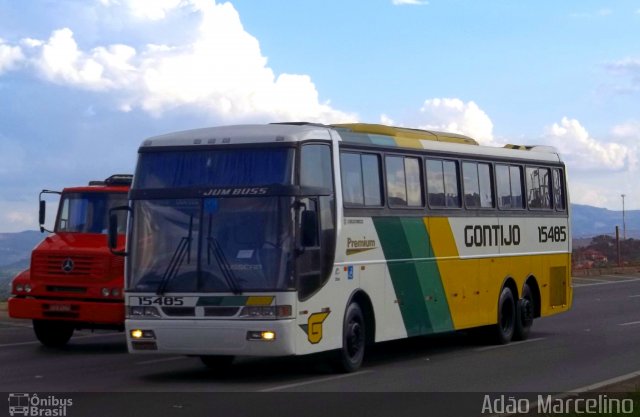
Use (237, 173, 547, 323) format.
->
(8, 297, 124, 326)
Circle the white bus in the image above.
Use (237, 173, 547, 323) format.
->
(110, 123, 572, 372)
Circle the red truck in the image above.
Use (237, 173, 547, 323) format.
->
(9, 175, 131, 347)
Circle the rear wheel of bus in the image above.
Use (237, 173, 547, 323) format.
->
(33, 320, 74, 347)
(336, 302, 366, 373)
(492, 287, 516, 344)
(514, 283, 535, 341)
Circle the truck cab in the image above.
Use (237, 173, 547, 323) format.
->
(8, 174, 132, 347)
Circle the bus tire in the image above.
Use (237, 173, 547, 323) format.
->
(33, 320, 74, 348)
(514, 283, 534, 341)
(492, 287, 516, 344)
(200, 355, 234, 370)
(336, 302, 366, 373)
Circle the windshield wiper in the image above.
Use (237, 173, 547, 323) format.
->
(206, 236, 242, 295)
(157, 215, 193, 295)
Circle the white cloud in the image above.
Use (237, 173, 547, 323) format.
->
(9, 0, 355, 124)
(0, 39, 24, 74)
(392, 0, 429, 5)
(379, 114, 395, 126)
(417, 98, 496, 145)
(543, 117, 632, 171)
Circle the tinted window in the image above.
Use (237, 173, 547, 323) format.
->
(552, 168, 565, 210)
(340, 153, 364, 205)
(362, 154, 382, 206)
(301, 144, 332, 189)
(135, 148, 294, 188)
(463, 162, 493, 208)
(426, 159, 460, 208)
(386, 156, 407, 206)
(496, 164, 524, 209)
(340, 152, 382, 207)
(385, 156, 423, 207)
(526, 167, 552, 209)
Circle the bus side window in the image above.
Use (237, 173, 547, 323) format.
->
(552, 169, 565, 211)
(385, 155, 423, 208)
(340, 152, 382, 207)
(526, 167, 552, 209)
(496, 164, 524, 209)
(463, 162, 494, 209)
(426, 159, 460, 208)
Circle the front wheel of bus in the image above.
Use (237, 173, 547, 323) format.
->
(514, 283, 534, 341)
(33, 320, 74, 348)
(200, 355, 234, 371)
(337, 302, 366, 373)
(493, 287, 516, 344)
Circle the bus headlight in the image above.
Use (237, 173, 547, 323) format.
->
(247, 330, 276, 341)
(24, 284, 32, 293)
(239, 305, 292, 319)
(128, 306, 161, 318)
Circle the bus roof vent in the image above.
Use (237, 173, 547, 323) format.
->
(504, 144, 559, 153)
(332, 123, 479, 146)
(90, 174, 134, 186)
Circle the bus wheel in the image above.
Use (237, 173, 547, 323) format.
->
(33, 320, 74, 348)
(492, 287, 515, 344)
(200, 355, 234, 370)
(514, 284, 534, 341)
(337, 302, 366, 373)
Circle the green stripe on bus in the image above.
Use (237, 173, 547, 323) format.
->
(373, 217, 454, 336)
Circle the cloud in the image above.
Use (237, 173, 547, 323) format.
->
(417, 98, 496, 145)
(612, 121, 640, 138)
(543, 117, 632, 171)
(0, 39, 24, 75)
(6, 0, 355, 123)
(392, 0, 429, 5)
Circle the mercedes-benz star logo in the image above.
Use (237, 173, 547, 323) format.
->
(61, 258, 74, 273)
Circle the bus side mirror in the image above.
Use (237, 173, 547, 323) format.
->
(39, 200, 46, 233)
(301, 210, 318, 247)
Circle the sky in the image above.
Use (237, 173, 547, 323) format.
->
(0, 0, 639, 232)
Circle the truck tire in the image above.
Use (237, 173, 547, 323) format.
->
(33, 320, 74, 348)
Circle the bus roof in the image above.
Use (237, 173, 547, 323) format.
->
(139, 123, 562, 163)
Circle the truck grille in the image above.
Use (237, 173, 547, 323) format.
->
(32, 253, 109, 280)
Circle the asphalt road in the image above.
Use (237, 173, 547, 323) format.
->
(1, 274, 640, 393)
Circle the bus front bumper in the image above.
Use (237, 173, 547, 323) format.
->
(8, 296, 124, 326)
(126, 318, 297, 356)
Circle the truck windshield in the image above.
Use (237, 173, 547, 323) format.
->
(56, 192, 128, 234)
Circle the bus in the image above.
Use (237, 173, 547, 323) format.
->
(10, 175, 131, 347)
(109, 123, 571, 372)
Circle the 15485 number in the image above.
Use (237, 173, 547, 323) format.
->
(537, 226, 567, 243)
(135, 296, 184, 306)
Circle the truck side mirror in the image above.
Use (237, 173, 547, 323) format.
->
(301, 210, 319, 247)
(108, 213, 119, 250)
(39, 200, 46, 233)
(108, 205, 131, 256)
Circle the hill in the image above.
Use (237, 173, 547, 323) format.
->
(571, 204, 640, 238)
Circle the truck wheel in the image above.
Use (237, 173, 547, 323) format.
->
(200, 355, 234, 370)
(33, 320, 74, 348)
(514, 283, 535, 341)
(336, 302, 366, 373)
(492, 287, 515, 344)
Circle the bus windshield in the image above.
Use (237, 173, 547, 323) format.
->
(56, 192, 128, 234)
(128, 197, 295, 293)
(134, 148, 295, 189)
(128, 147, 298, 292)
